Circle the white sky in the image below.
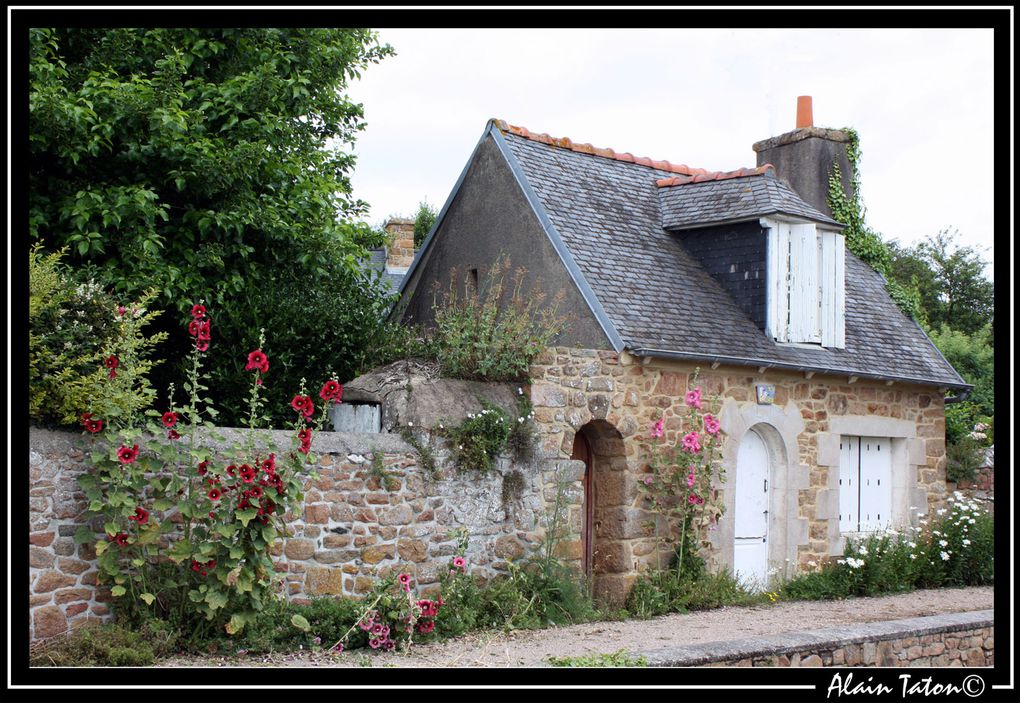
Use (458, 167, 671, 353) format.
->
(346, 27, 997, 269)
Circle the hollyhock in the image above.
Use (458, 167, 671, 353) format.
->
(208, 487, 222, 501)
(191, 304, 206, 319)
(167, 429, 181, 440)
(649, 417, 665, 438)
(319, 380, 343, 403)
(245, 349, 269, 373)
(681, 432, 701, 454)
(703, 414, 721, 436)
(398, 573, 412, 592)
(111, 532, 129, 547)
(688, 493, 702, 505)
(197, 460, 209, 476)
(452, 556, 467, 573)
(81, 412, 103, 434)
(369, 638, 381, 650)
(117, 444, 139, 464)
(195, 338, 210, 352)
(298, 427, 312, 454)
(128, 507, 149, 525)
(291, 395, 314, 419)
(686, 471, 696, 488)
(685, 387, 702, 409)
(161, 411, 178, 428)
(417, 620, 436, 635)
(105, 355, 119, 379)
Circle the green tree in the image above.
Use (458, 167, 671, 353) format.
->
(909, 229, 993, 336)
(29, 28, 395, 425)
(413, 200, 438, 249)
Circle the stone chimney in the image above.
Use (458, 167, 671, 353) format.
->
(383, 218, 416, 271)
(752, 96, 855, 221)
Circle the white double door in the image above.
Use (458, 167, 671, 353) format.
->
(733, 431, 770, 590)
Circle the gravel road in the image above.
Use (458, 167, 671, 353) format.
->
(156, 585, 993, 668)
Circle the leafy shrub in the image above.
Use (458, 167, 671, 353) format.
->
(626, 559, 765, 619)
(29, 244, 165, 427)
(441, 402, 512, 473)
(428, 255, 567, 382)
(781, 492, 993, 600)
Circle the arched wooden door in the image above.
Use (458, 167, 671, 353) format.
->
(571, 431, 595, 577)
(733, 429, 770, 589)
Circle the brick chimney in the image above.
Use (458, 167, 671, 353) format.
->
(383, 218, 416, 272)
(752, 96, 855, 221)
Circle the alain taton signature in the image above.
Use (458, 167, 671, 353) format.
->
(827, 672, 986, 698)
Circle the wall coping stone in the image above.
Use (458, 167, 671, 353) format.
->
(638, 610, 994, 666)
(29, 426, 412, 457)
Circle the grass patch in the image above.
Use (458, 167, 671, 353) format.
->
(548, 649, 648, 667)
(30, 620, 179, 667)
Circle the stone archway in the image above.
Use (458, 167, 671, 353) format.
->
(571, 420, 631, 607)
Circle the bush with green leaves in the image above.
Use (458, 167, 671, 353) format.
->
(780, 492, 993, 601)
(29, 27, 395, 428)
(29, 244, 166, 427)
(413, 200, 438, 249)
(428, 255, 567, 382)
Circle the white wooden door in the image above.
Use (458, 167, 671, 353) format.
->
(733, 431, 770, 589)
(858, 437, 892, 532)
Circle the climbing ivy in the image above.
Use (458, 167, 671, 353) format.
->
(827, 128, 924, 321)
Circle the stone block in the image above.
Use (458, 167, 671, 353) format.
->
(304, 504, 330, 524)
(34, 605, 68, 639)
(305, 567, 345, 595)
(29, 532, 55, 547)
(398, 538, 428, 563)
(361, 543, 395, 564)
(284, 539, 317, 561)
(378, 504, 413, 526)
(34, 571, 77, 593)
(30, 547, 55, 569)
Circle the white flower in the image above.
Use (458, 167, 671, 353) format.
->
(908, 541, 917, 548)
(940, 551, 951, 561)
(517, 387, 523, 395)
(933, 530, 941, 536)
(518, 417, 524, 423)
(439, 424, 444, 429)
(968, 518, 976, 524)
(858, 546, 868, 556)
(962, 539, 971, 546)
(845, 557, 864, 569)
(458, 445, 463, 450)
(939, 539, 948, 547)
(936, 508, 947, 516)
(408, 421, 413, 427)
(909, 554, 917, 560)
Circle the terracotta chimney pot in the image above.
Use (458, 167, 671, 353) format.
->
(796, 96, 813, 129)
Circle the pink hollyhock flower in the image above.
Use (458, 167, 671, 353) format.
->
(650, 417, 665, 438)
(686, 472, 696, 487)
(644, 475, 654, 486)
(245, 349, 269, 373)
(681, 432, 701, 453)
(704, 414, 721, 436)
(398, 573, 412, 591)
(417, 620, 435, 635)
(452, 556, 467, 573)
(685, 387, 702, 409)
(117, 444, 139, 464)
(369, 638, 381, 650)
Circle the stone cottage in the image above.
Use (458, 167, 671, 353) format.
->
(389, 99, 970, 605)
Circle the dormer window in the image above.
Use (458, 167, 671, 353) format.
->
(763, 218, 845, 348)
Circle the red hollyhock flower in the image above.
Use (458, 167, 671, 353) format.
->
(297, 427, 312, 454)
(112, 532, 129, 547)
(208, 487, 222, 501)
(249, 485, 264, 499)
(105, 355, 119, 379)
(161, 411, 178, 428)
(117, 444, 139, 464)
(197, 460, 209, 476)
(191, 304, 206, 319)
(416, 619, 435, 635)
(291, 395, 314, 418)
(195, 338, 210, 352)
(319, 380, 343, 403)
(167, 429, 181, 440)
(81, 413, 104, 434)
(245, 349, 269, 373)
(239, 464, 255, 483)
(261, 453, 276, 475)
(128, 507, 149, 525)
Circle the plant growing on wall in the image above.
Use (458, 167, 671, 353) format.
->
(439, 395, 536, 474)
(73, 307, 340, 640)
(428, 255, 568, 382)
(636, 372, 726, 584)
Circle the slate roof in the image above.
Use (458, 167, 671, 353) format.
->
(658, 172, 842, 230)
(490, 121, 967, 389)
(364, 248, 406, 291)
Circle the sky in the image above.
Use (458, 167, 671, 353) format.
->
(344, 27, 997, 269)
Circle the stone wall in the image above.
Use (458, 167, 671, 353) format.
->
(28, 427, 569, 642)
(642, 610, 994, 667)
(528, 347, 949, 604)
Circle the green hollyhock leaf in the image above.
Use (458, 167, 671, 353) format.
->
(235, 508, 258, 527)
(205, 589, 228, 610)
(111, 585, 127, 597)
(140, 592, 155, 605)
(291, 614, 311, 632)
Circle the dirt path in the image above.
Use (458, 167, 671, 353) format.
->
(155, 586, 993, 668)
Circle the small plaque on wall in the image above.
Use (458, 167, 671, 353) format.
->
(756, 384, 776, 405)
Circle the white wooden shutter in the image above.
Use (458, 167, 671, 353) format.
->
(858, 437, 892, 532)
(767, 222, 791, 343)
(820, 231, 836, 347)
(833, 233, 846, 347)
(838, 436, 859, 533)
(789, 223, 820, 343)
